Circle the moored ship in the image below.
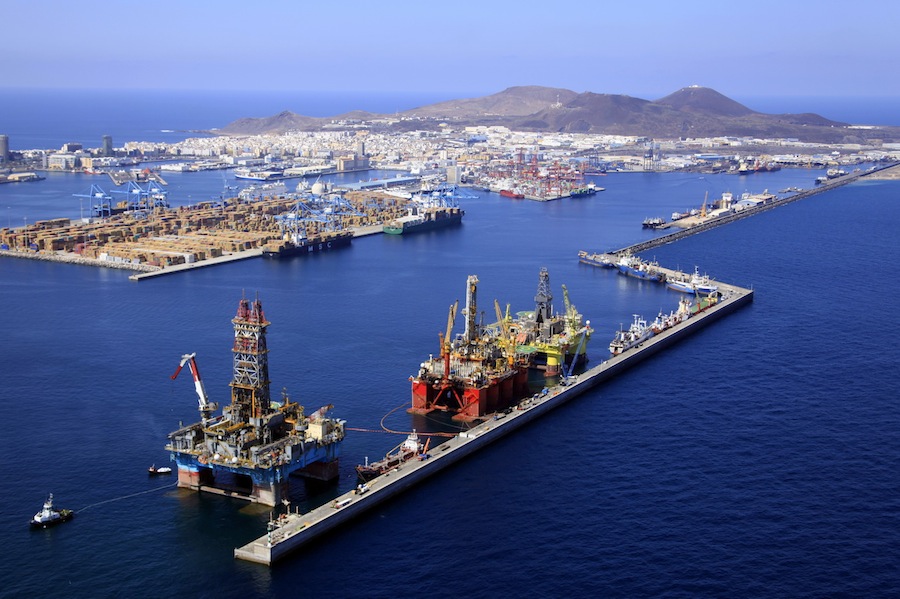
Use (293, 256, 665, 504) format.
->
(609, 314, 654, 356)
(499, 189, 525, 199)
(355, 431, 430, 482)
(616, 253, 666, 282)
(384, 185, 466, 234)
(577, 250, 616, 268)
(666, 266, 718, 294)
(383, 207, 463, 234)
(262, 230, 353, 258)
(650, 296, 692, 334)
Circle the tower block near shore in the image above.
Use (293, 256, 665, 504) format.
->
(167, 295, 345, 506)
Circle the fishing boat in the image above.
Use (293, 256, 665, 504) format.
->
(616, 253, 665, 282)
(666, 266, 718, 294)
(30, 494, 74, 529)
(609, 314, 654, 356)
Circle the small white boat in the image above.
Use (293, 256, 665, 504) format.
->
(148, 465, 173, 475)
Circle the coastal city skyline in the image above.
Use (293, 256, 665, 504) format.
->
(7, 0, 900, 99)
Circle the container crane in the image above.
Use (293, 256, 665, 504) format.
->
(171, 352, 218, 422)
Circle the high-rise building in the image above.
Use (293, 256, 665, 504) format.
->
(0, 134, 8, 163)
(102, 135, 113, 157)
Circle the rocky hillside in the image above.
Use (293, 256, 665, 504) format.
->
(216, 85, 899, 144)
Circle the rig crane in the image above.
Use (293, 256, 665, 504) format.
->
(171, 352, 218, 423)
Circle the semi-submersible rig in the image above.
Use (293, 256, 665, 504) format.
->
(408, 268, 592, 421)
(166, 295, 345, 506)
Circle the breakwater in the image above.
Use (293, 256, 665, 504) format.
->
(235, 278, 753, 565)
(616, 165, 898, 255)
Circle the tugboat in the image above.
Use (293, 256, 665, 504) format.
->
(355, 431, 430, 482)
(30, 494, 74, 529)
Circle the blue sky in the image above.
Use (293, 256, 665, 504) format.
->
(7, 0, 898, 99)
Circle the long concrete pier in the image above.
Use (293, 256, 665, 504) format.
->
(616, 164, 898, 255)
(234, 278, 753, 565)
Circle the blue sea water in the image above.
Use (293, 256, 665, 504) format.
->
(0, 89, 473, 151)
(1, 93, 900, 597)
(2, 170, 900, 598)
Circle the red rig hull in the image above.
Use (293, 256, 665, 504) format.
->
(409, 363, 530, 421)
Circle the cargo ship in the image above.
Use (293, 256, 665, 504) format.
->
(408, 275, 531, 421)
(570, 183, 602, 197)
(166, 295, 346, 506)
(264, 196, 355, 257)
(262, 230, 353, 258)
(499, 189, 524, 199)
(384, 185, 466, 234)
(506, 268, 593, 376)
(382, 206, 464, 235)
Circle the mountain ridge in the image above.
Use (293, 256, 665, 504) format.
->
(217, 85, 899, 144)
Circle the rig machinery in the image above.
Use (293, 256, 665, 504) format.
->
(166, 295, 345, 506)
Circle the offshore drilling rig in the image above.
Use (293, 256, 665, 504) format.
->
(166, 295, 345, 506)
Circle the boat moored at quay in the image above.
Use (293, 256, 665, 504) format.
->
(384, 184, 467, 235)
(262, 230, 353, 258)
(577, 250, 616, 268)
(616, 253, 666, 282)
(356, 431, 430, 482)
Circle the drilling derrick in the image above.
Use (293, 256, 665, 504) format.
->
(166, 294, 345, 506)
(512, 268, 593, 376)
(229, 297, 271, 423)
(409, 274, 531, 421)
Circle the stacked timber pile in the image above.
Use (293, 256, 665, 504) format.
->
(0, 191, 411, 269)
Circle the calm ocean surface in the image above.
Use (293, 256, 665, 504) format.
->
(1, 93, 899, 598)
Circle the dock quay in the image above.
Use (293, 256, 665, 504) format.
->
(234, 277, 753, 565)
(128, 225, 385, 280)
(616, 165, 896, 256)
(0, 191, 411, 276)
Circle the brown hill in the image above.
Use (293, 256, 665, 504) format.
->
(401, 85, 580, 118)
(216, 86, 900, 144)
(221, 110, 321, 135)
(654, 86, 756, 117)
